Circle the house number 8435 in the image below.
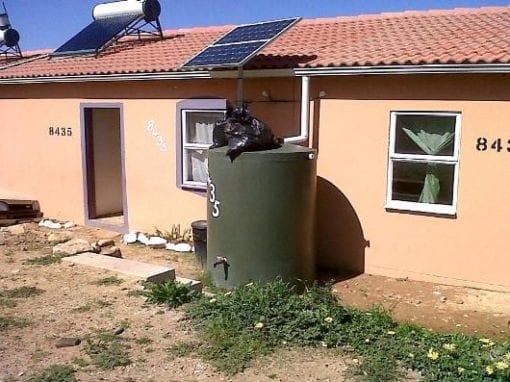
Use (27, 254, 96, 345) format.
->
(49, 127, 72, 137)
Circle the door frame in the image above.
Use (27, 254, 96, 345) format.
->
(80, 103, 129, 233)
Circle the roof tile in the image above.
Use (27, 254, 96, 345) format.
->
(2, 6, 510, 79)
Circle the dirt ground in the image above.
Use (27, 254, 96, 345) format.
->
(0, 223, 508, 381)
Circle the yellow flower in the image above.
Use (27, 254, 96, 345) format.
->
(495, 361, 509, 370)
(486, 365, 494, 375)
(387, 331, 396, 335)
(254, 322, 264, 329)
(427, 348, 439, 361)
(442, 343, 456, 352)
(209, 298, 217, 303)
(504, 352, 510, 360)
(408, 353, 415, 359)
(479, 338, 494, 347)
(457, 367, 465, 375)
(324, 317, 333, 323)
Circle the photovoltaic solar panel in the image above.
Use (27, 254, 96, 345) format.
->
(215, 19, 297, 45)
(184, 41, 266, 67)
(52, 15, 139, 56)
(182, 17, 300, 68)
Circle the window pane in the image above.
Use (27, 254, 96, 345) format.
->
(391, 161, 455, 205)
(184, 149, 208, 183)
(395, 115, 456, 156)
(185, 111, 224, 144)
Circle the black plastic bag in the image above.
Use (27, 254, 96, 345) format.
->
(210, 105, 282, 161)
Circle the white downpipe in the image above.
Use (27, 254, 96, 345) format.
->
(284, 75, 310, 144)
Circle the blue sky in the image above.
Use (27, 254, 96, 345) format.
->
(3, 0, 510, 50)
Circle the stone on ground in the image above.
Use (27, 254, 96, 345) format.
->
(55, 337, 81, 348)
(123, 232, 137, 244)
(97, 239, 115, 248)
(1, 224, 25, 235)
(62, 252, 175, 283)
(101, 246, 122, 258)
(47, 231, 74, 245)
(148, 236, 167, 248)
(53, 239, 93, 256)
(137, 233, 150, 245)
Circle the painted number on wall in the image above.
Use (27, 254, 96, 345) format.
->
(476, 137, 510, 152)
(208, 177, 221, 218)
(49, 127, 72, 136)
(146, 120, 168, 152)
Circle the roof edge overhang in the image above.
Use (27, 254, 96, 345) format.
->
(1, 64, 510, 84)
(294, 63, 510, 76)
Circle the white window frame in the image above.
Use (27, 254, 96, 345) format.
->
(386, 111, 462, 215)
(181, 108, 226, 189)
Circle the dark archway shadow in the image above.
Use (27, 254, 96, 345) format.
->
(316, 176, 367, 281)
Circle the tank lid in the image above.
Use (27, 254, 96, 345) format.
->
(209, 143, 316, 162)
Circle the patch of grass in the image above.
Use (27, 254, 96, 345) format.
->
(71, 357, 89, 368)
(126, 289, 146, 298)
(145, 280, 199, 308)
(166, 342, 198, 360)
(92, 276, 124, 286)
(0, 286, 44, 298)
(0, 298, 17, 308)
(31, 349, 52, 362)
(134, 336, 153, 345)
(25, 254, 63, 266)
(0, 316, 31, 331)
(187, 279, 510, 380)
(27, 364, 77, 382)
(84, 330, 131, 369)
(72, 299, 112, 313)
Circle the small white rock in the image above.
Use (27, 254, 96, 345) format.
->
(148, 236, 167, 248)
(165, 243, 176, 251)
(173, 243, 192, 252)
(38, 219, 47, 227)
(123, 232, 138, 244)
(63, 221, 76, 229)
(137, 233, 150, 245)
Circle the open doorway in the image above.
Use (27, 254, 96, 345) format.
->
(81, 104, 128, 233)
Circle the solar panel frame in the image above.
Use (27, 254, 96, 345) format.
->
(182, 17, 300, 69)
(52, 14, 140, 56)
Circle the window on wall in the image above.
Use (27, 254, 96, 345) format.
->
(177, 99, 226, 189)
(386, 112, 461, 215)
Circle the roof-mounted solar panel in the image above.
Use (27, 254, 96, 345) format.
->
(182, 17, 300, 69)
(52, 0, 163, 57)
(53, 15, 139, 56)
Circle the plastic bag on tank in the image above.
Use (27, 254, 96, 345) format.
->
(210, 104, 282, 161)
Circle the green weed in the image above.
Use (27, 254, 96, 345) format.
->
(25, 254, 63, 266)
(0, 298, 17, 308)
(145, 280, 198, 308)
(135, 336, 153, 345)
(166, 342, 198, 360)
(27, 364, 76, 382)
(0, 316, 31, 331)
(72, 299, 112, 313)
(187, 279, 510, 380)
(92, 276, 124, 286)
(84, 330, 131, 369)
(0, 286, 44, 298)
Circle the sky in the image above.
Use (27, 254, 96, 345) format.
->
(3, 0, 510, 51)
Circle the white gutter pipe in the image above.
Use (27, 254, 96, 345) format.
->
(284, 75, 310, 144)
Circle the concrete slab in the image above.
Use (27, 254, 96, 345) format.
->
(62, 252, 175, 283)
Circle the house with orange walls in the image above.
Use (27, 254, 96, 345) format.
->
(1, 6, 510, 291)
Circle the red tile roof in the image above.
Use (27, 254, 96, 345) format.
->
(1, 6, 510, 79)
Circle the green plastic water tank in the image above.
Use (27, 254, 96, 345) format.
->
(207, 143, 317, 288)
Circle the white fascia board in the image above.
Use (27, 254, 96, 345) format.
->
(0, 71, 212, 84)
(294, 64, 510, 76)
(210, 68, 295, 78)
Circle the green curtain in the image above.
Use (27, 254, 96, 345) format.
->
(402, 127, 454, 204)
